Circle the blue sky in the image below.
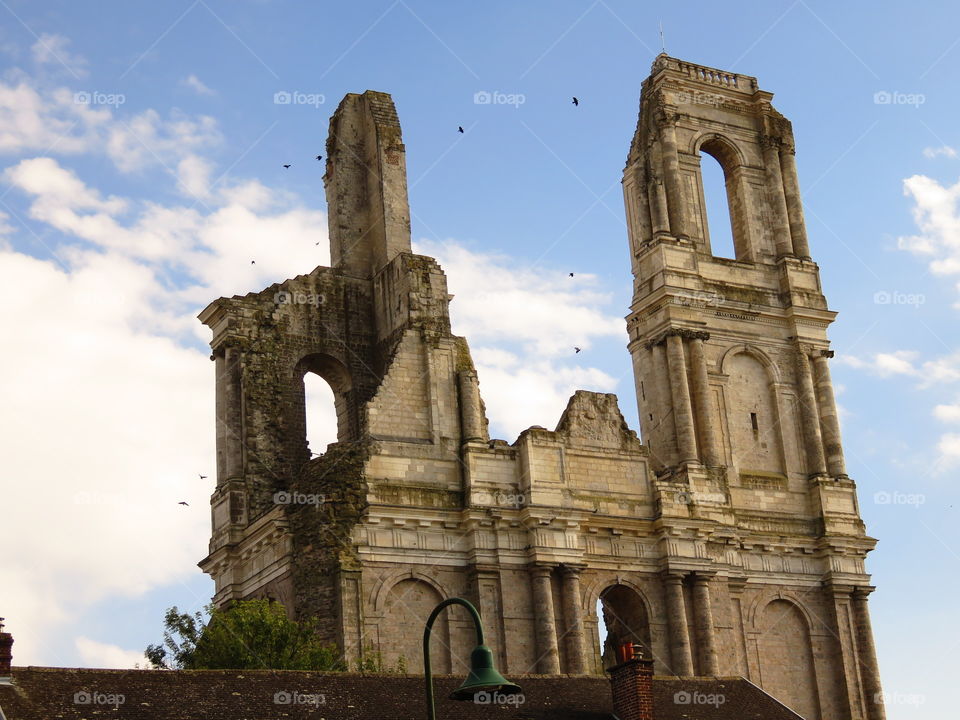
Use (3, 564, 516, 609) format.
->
(0, 1, 958, 717)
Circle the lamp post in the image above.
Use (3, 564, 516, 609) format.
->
(422, 597, 522, 720)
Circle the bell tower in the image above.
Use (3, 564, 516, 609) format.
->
(623, 55, 885, 720)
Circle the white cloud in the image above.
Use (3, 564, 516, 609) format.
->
(923, 145, 957, 159)
(31, 33, 88, 77)
(414, 238, 623, 439)
(182, 74, 215, 96)
(106, 108, 221, 174)
(934, 402, 960, 423)
(837, 350, 919, 377)
(75, 637, 147, 669)
(898, 174, 960, 280)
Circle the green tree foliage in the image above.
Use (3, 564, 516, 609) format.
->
(146, 599, 345, 671)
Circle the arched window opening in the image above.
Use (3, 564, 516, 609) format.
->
(303, 372, 338, 457)
(296, 352, 353, 457)
(597, 585, 652, 670)
(700, 150, 737, 259)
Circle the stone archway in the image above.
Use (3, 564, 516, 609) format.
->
(598, 584, 652, 670)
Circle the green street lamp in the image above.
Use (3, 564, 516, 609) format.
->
(423, 597, 522, 720)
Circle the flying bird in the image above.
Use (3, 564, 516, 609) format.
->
(572, 97, 579, 106)
(458, 126, 464, 133)
(198, 474, 207, 479)
(283, 164, 291, 169)
(574, 347, 582, 354)
(569, 272, 574, 277)
(178, 501, 189, 506)
(251, 260, 256, 264)
(315, 155, 322, 161)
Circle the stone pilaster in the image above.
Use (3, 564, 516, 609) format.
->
(666, 334, 698, 464)
(796, 347, 827, 475)
(813, 351, 846, 477)
(688, 335, 721, 466)
(691, 572, 719, 676)
(779, 146, 811, 258)
(529, 564, 561, 674)
(662, 570, 694, 675)
(220, 346, 244, 482)
(560, 565, 588, 674)
(852, 587, 886, 720)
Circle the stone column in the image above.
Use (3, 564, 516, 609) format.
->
(457, 370, 486, 443)
(222, 346, 244, 481)
(662, 571, 694, 676)
(761, 138, 794, 257)
(666, 334, 699, 464)
(658, 119, 688, 239)
(687, 335, 722, 466)
(796, 348, 827, 476)
(812, 352, 846, 477)
(529, 565, 561, 674)
(560, 566, 588, 674)
(852, 587, 886, 720)
(779, 147, 811, 258)
(691, 573, 719, 676)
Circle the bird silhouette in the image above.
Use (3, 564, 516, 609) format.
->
(251, 260, 256, 264)
(574, 347, 582, 354)
(178, 501, 189, 506)
(283, 164, 291, 169)
(458, 126, 464, 133)
(198, 474, 207, 480)
(569, 272, 574, 277)
(315, 155, 322, 161)
(572, 97, 579, 106)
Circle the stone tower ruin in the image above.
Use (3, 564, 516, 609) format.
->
(199, 56, 884, 720)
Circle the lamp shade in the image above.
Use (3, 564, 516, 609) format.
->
(449, 645, 523, 701)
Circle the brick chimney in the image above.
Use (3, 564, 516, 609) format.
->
(607, 642, 654, 720)
(0, 618, 12, 680)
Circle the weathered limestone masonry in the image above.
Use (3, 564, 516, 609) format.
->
(198, 56, 883, 720)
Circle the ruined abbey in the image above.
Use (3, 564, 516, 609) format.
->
(198, 55, 884, 720)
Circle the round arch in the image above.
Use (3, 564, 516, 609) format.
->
(718, 344, 782, 385)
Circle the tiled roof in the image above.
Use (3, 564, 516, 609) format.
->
(0, 667, 803, 720)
